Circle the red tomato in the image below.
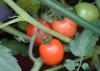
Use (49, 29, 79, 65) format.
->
(26, 18, 51, 45)
(51, 18, 77, 37)
(39, 38, 64, 66)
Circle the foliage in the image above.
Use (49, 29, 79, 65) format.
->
(0, 0, 100, 71)
(64, 59, 76, 71)
(82, 63, 89, 70)
(92, 55, 100, 71)
(18, 21, 28, 31)
(0, 0, 4, 4)
(17, 0, 41, 14)
(0, 45, 22, 71)
(96, 0, 100, 11)
(0, 39, 28, 56)
(69, 29, 98, 57)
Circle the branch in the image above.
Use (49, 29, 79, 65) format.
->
(0, 17, 23, 29)
(44, 56, 90, 71)
(28, 30, 43, 71)
(44, 65, 64, 71)
(3, 0, 71, 43)
(29, 31, 38, 61)
(1, 26, 30, 42)
(41, 0, 100, 36)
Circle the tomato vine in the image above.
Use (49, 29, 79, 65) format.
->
(0, 0, 100, 71)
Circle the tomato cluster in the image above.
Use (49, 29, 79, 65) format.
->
(25, 1, 100, 66)
(26, 18, 52, 45)
(26, 17, 78, 65)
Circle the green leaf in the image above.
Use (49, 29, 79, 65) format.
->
(18, 21, 28, 31)
(17, 0, 41, 14)
(0, 45, 22, 71)
(95, 0, 100, 11)
(82, 63, 89, 70)
(94, 46, 100, 55)
(93, 20, 100, 28)
(92, 55, 100, 71)
(64, 59, 76, 71)
(0, 0, 4, 4)
(1, 39, 28, 56)
(69, 29, 98, 57)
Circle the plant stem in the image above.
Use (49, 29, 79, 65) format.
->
(44, 56, 88, 71)
(29, 31, 38, 61)
(1, 26, 30, 42)
(41, 0, 100, 36)
(0, 17, 22, 29)
(29, 30, 43, 71)
(31, 58, 43, 71)
(95, 0, 100, 11)
(4, 0, 71, 43)
(76, 56, 83, 71)
(44, 65, 64, 71)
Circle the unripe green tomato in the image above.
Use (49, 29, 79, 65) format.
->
(75, 2, 100, 22)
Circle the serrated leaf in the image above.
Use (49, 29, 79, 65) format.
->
(92, 55, 100, 71)
(69, 29, 98, 57)
(0, 45, 22, 71)
(1, 39, 28, 56)
(64, 59, 76, 71)
(82, 63, 89, 70)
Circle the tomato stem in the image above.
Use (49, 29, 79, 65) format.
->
(0, 17, 23, 29)
(76, 56, 83, 71)
(44, 65, 64, 71)
(41, 0, 100, 36)
(44, 56, 89, 71)
(1, 26, 30, 42)
(31, 58, 43, 71)
(29, 30, 38, 61)
(95, 0, 100, 11)
(3, 0, 71, 43)
(29, 30, 43, 71)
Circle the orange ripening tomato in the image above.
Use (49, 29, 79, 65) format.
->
(51, 18, 77, 38)
(39, 38, 64, 66)
(26, 18, 52, 45)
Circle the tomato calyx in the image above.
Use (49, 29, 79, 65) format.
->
(37, 31, 52, 44)
(26, 18, 52, 45)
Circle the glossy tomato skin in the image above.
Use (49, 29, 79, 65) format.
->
(39, 38, 64, 66)
(51, 18, 77, 38)
(75, 2, 100, 22)
(26, 18, 51, 45)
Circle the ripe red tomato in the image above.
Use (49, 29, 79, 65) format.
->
(26, 18, 51, 45)
(39, 38, 64, 66)
(51, 18, 77, 38)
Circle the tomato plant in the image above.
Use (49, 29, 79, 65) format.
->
(75, 2, 100, 22)
(51, 18, 77, 38)
(26, 18, 52, 45)
(39, 38, 64, 66)
(1, 0, 100, 71)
